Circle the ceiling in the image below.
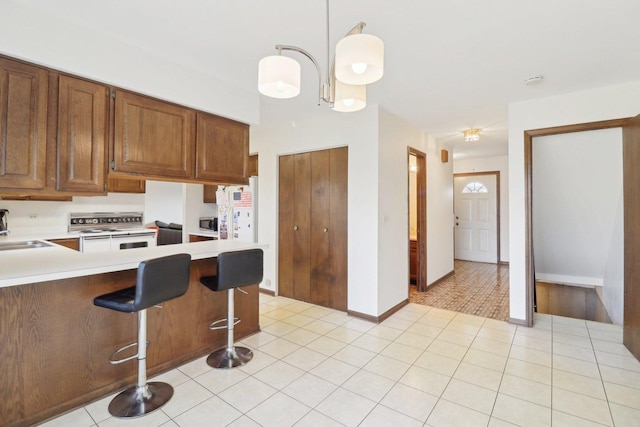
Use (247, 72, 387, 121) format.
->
(13, 0, 640, 159)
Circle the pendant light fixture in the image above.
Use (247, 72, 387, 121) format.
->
(257, 0, 384, 112)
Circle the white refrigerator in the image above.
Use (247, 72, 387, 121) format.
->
(216, 177, 257, 242)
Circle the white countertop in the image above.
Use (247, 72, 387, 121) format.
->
(189, 230, 220, 238)
(0, 238, 267, 288)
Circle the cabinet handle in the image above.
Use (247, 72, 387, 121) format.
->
(293, 225, 298, 231)
(323, 228, 328, 232)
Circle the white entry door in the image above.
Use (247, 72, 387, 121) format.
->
(454, 174, 498, 263)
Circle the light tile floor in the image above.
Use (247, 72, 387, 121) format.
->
(41, 294, 640, 427)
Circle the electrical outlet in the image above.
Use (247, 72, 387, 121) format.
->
(265, 279, 272, 288)
(29, 214, 37, 219)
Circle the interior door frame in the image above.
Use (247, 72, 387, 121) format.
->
(523, 118, 629, 327)
(408, 148, 427, 292)
(453, 171, 501, 264)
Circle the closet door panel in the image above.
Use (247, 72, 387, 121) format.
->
(329, 147, 348, 311)
(293, 153, 311, 302)
(278, 155, 295, 299)
(310, 149, 331, 307)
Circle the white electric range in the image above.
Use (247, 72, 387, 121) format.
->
(69, 212, 157, 253)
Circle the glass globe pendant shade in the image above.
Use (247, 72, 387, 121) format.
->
(335, 33, 384, 85)
(332, 80, 366, 112)
(258, 55, 301, 99)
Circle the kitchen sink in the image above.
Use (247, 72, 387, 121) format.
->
(0, 240, 53, 251)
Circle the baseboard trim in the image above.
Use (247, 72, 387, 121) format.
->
(425, 270, 455, 290)
(509, 317, 527, 326)
(259, 288, 276, 296)
(348, 299, 409, 324)
(499, 261, 510, 266)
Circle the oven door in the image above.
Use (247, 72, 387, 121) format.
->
(80, 235, 111, 253)
(110, 231, 157, 251)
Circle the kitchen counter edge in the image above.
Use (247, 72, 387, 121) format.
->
(0, 240, 267, 288)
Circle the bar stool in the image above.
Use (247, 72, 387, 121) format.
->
(199, 249, 263, 368)
(93, 253, 191, 418)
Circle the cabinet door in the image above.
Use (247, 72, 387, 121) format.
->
(48, 238, 80, 251)
(203, 185, 217, 203)
(196, 113, 248, 184)
(113, 90, 195, 179)
(107, 176, 145, 193)
(248, 154, 258, 177)
(56, 76, 108, 192)
(0, 58, 47, 190)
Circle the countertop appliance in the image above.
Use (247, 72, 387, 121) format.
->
(199, 217, 218, 231)
(0, 209, 8, 235)
(69, 212, 157, 253)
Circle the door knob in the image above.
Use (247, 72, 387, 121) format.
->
(293, 225, 298, 231)
(323, 228, 328, 232)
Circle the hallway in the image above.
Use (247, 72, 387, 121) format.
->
(410, 260, 510, 321)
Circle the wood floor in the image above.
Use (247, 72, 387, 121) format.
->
(410, 260, 510, 321)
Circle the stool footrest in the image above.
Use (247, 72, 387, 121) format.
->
(208, 317, 241, 331)
(109, 341, 150, 365)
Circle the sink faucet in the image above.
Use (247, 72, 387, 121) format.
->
(0, 230, 9, 236)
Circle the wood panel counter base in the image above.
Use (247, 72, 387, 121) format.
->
(0, 258, 259, 427)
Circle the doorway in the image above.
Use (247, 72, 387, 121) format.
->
(523, 118, 629, 327)
(453, 172, 500, 264)
(408, 149, 427, 292)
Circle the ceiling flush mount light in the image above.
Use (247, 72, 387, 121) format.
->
(257, 0, 384, 112)
(463, 129, 480, 142)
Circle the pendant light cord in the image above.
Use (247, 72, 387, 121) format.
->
(326, 0, 330, 87)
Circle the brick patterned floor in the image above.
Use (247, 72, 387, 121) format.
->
(410, 260, 510, 321)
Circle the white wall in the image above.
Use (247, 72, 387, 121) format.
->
(252, 106, 454, 317)
(145, 181, 184, 225)
(0, 1, 259, 125)
(454, 156, 509, 262)
(508, 80, 640, 322)
(252, 108, 380, 315)
(426, 137, 455, 284)
(532, 129, 622, 285)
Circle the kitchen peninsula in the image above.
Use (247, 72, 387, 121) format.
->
(0, 239, 265, 427)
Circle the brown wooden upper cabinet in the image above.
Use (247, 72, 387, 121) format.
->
(0, 57, 48, 190)
(56, 75, 109, 193)
(248, 154, 258, 177)
(196, 113, 249, 184)
(113, 90, 196, 179)
(107, 177, 145, 193)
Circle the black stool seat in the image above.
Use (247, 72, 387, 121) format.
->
(200, 248, 264, 292)
(93, 253, 191, 418)
(200, 248, 263, 368)
(94, 287, 136, 312)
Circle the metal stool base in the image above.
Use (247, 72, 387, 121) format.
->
(207, 346, 253, 369)
(108, 382, 174, 418)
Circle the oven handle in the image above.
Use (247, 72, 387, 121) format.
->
(111, 232, 157, 239)
(81, 235, 111, 240)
